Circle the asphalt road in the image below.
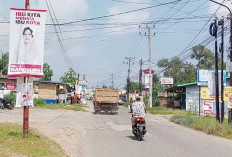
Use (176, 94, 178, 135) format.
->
(1, 102, 232, 157)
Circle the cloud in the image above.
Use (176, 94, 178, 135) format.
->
(209, 0, 232, 18)
(35, 0, 88, 19)
(104, 0, 150, 35)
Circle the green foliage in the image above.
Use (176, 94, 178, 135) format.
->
(124, 82, 141, 93)
(152, 74, 164, 106)
(39, 63, 53, 81)
(4, 91, 16, 104)
(0, 53, 9, 75)
(34, 103, 87, 112)
(34, 98, 46, 106)
(147, 106, 190, 115)
(123, 101, 130, 108)
(60, 68, 77, 86)
(171, 115, 232, 140)
(191, 44, 226, 70)
(0, 123, 66, 156)
(191, 45, 215, 69)
(158, 56, 197, 85)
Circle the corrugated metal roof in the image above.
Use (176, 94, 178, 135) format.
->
(177, 82, 197, 87)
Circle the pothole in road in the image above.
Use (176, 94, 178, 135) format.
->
(107, 121, 131, 132)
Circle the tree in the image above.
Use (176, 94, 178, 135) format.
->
(39, 63, 53, 81)
(60, 68, 77, 86)
(124, 82, 140, 93)
(191, 44, 226, 70)
(152, 74, 164, 106)
(0, 53, 9, 76)
(191, 45, 215, 69)
(158, 56, 197, 85)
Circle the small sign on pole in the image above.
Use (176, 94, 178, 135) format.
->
(160, 78, 173, 85)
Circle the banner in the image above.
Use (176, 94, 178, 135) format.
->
(224, 87, 232, 108)
(203, 100, 214, 115)
(16, 78, 34, 107)
(8, 8, 47, 77)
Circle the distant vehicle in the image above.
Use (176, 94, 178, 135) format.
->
(118, 99, 125, 105)
(93, 88, 119, 114)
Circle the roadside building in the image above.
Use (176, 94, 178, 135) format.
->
(165, 80, 229, 115)
(0, 76, 69, 104)
(34, 81, 69, 104)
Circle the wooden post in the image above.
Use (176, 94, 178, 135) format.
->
(23, 0, 30, 138)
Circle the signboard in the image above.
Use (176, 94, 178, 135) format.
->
(7, 8, 47, 77)
(143, 69, 154, 74)
(224, 87, 232, 109)
(160, 78, 173, 85)
(144, 74, 152, 89)
(203, 100, 214, 115)
(201, 86, 215, 100)
(197, 70, 226, 86)
(226, 61, 232, 72)
(5, 83, 17, 90)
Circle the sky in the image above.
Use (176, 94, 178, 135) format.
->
(0, 0, 232, 89)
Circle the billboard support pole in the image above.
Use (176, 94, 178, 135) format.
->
(23, 0, 30, 138)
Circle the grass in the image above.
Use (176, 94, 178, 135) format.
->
(34, 103, 88, 112)
(0, 123, 67, 157)
(123, 101, 130, 108)
(147, 106, 192, 116)
(171, 115, 232, 140)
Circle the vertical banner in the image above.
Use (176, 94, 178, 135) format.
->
(7, 8, 47, 77)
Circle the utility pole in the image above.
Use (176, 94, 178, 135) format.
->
(125, 57, 134, 102)
(210, 19, 220, 122)
(139, 25, 155, 108)
(139, 58, 143, 95)
(77, 73, 80, 85)
(218, 18, 225, 123)
(209, 0, 232, 124)
(23, 0, 30, 138)
(111, 74, 114, 89)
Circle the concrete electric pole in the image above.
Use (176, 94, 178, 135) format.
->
(139, 25, 155, 108)
(124, 57, 134, 102)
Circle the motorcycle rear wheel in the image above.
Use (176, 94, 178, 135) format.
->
(137, 130, 143, 141)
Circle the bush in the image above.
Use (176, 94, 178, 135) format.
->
(4, 91, 16, 103)
(171, 115, 232, 140)
(34, 98, 46, 106)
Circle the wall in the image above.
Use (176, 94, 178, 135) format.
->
(186, 85, 201, 113)
(38, 83, 56, 100)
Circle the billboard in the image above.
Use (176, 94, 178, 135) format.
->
(197, 70, 226, 86)
(7, 8, 47, 77)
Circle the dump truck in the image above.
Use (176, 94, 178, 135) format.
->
(93, 88, 119, 114)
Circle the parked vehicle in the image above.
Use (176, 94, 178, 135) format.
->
(132, 117, 146, 141)
(93, 88, 119, 114)
(0, 98, 14, 110)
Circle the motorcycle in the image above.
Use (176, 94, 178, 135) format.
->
(0, 98, 14, 110)
(132, 117, 146, 141)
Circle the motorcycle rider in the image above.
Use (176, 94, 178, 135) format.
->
(131, 96, 146, 129)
